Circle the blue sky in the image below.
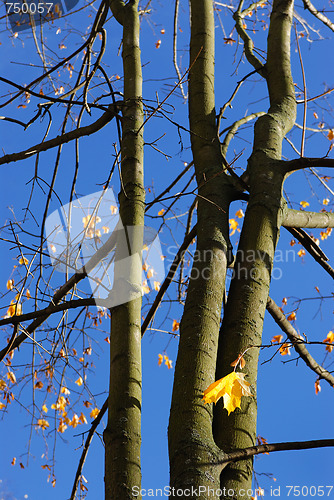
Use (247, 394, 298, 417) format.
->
(1, 0, 334, 499)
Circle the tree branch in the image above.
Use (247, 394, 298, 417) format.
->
(141, 224, 197, 335)
(284, 157, 334, 172)
(0, 298, 110, 327)
(0, 106, 118, 166)
(283, 208, 334, 229)
(286, 227, 334, 278)
(0, 230, 118, 361)
(219, 438, 334, 469)
(266, 296, 334, 388)
(302, 0, 334, 32)
(70, 398, 108, 500)
(233, 0, 266, 76)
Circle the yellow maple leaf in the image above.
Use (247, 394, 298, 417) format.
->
(142, 280, 150, 295)
(70, 414, 80, 428)
(158, 353, 163, 366)
(300, 201, 309, 208)
(90, 407, 100, 419)
(202, 372, 252, 415)
(7, 371, 16, 384)
(75, 377, 83, 386)
(79, 412, 87, 424)
(287, 311, 296, 321)
(271, 334, 283, 344)
(172, 319, 180, 332)
(279, 343, 291, 356)
(323, 331, 334, 352)
(229, 218, 239, 236)
(327, 129, 334, 141)
(235, 209, 244, 218)
(6, 301, 22, 317)
(164, 355, 173, 369)
(36, 418, 49, 430)
(58, 419, 67, 433)
(6, 279, 14, 290)
(42, 404, 48, 413)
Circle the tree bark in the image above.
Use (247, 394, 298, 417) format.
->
(104, 1, 144, 498)
(214, 1, 296, 498)
(168, 0, 235, 496)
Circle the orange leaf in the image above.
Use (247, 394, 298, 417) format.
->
(327, 129, 334, 141)
(287, 312, 296, 321)
(271, 334, 283, 344)
(172, 319, 179, 332)
(315, 380, 321, 395)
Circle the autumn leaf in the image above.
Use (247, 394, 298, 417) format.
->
(202, 372, 252, 415)
(279, 343, 291, 356)
(7, 371, 16, 384)
(172, 319, 179, 332)
(75, 377, 83, 386)
(58, 419, 67, 433)
(327, 129, 334, 141)
(36, 418, 50, 430)
(42, 404, 48, 413)
(0, 402, 6, 410)
(142, 280, 150, 294)
(18, 256, 29, 266)
(6, 301, 22, 317)
(287, 311, 296, 321)
(271, 334, 283, 344)
(235, 209, 244, 218)
(6, 279, 14, 290)
(300, 200, 309, 208)
(230, 354, 246, 369)
(153, 281, 161, 291)
(90, 407, 100, 419)
(315, 380, 321, 395)
(79, 412, 87, 424)
(229, 218, 239, 236)
(323, 198, 330, 206)
(323, 331, 334, 352)
(158, 353, 163, 366)
(158, 208, 165, 216)
(297, 249, 305, 257)
(164, 355, 173, 369)
(155, 39, 161, 49)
